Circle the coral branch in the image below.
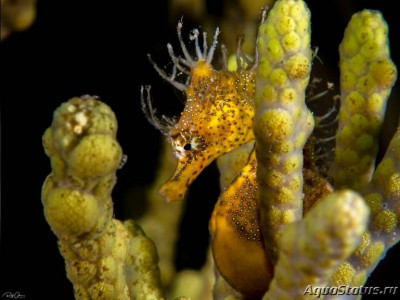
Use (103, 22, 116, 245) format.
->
(264, 190, 369, 300)
(329, 123, 400, 291)
(369, 125, 400, 239)
(255, 0, 314, 262)
(326, 11, 399, 294)
(333, 10, 397, 190)
(138, 140, 184, 287)
(42, 96, 164, 299)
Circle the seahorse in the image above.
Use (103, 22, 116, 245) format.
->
(142, 22, 333, 297)
(142, 21, 256, 203)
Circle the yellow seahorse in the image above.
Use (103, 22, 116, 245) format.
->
(142, 22, 332, 297)
(142, 22, 256, 203)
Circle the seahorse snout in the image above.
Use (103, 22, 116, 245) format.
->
(158, 180, 187, 202)
(158, 159, 207, 202)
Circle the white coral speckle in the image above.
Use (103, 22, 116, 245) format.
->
(74, 111, 88, 134)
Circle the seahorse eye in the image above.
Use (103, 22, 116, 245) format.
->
(183, 143, 192, 151)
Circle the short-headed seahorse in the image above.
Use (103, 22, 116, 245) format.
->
(142, 22, 333, 297)
(142, 22, 256, 203)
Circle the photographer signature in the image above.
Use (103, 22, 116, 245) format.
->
(2, 292, 25, 299)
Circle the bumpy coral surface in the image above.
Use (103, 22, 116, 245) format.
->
(42, 96, 164, 299)
(255, 0, 314, 263)
(265, 190, 369, 300)
(333, 9, 397, 191)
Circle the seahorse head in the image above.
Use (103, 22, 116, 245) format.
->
(143, 23, 256, 201)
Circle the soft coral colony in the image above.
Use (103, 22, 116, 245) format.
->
(41, 0, 399, 299)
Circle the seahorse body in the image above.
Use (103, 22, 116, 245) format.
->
(210, 149, 273, 297)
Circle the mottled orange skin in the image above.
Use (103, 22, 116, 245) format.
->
(210, 150, 273, 297)
(159, 61, 256, 202)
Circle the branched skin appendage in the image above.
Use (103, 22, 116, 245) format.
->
(42, 96, 164, 300)
(145, 22, 256, 202)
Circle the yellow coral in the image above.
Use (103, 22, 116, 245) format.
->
(256, 110, 294, 142)
(373, 209, 398, 233)
(333, 9, 397, 190)
(353, 231, 371, 257)
(360, 241, 385, 269)
(264, 191, 369, 299)
(285, 54, 311, 80)
(255, 0, 313, 262)
(364, 193, 383, 214)
(333, 126, 400, 288)
(44, 188, 100, 236)
(331, 262, 356, 286)
(138, 140, 185, 287)
(68, 134, 122, 179)
(42, 96, 164, 299)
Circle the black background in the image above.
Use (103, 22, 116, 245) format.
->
(1, 0, 399, 299)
